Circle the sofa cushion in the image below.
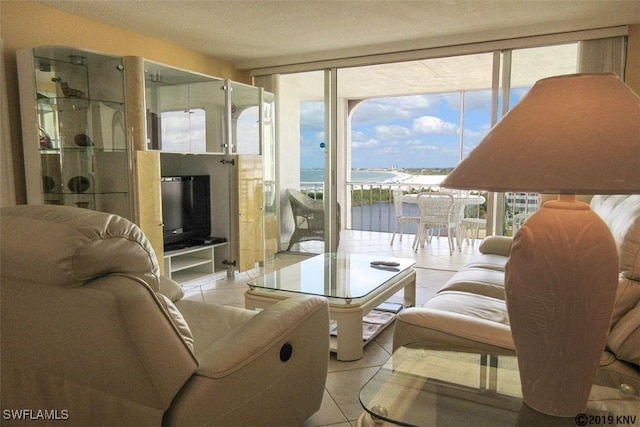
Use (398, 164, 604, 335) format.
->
(607, 302, 640, 366)
(438, 267, 506, 300)
(394, 291, 514, 353)
(611, 277, 640, 327)
(592, 195, 640, 277)
(591, 195, 640, 330)
(463, 253, 508, 271)
(619, 214, 640, 282)
(425, 290, 510, 326)
(0, 205, 160, 289)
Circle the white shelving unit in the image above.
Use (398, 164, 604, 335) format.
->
(163, 243, 228, 284)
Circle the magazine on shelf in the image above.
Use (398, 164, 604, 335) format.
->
(329, 308, 399, 340)
(362, 322, 383, 340)
(363, 309, 396, 325)
(330, 322, 384, 340)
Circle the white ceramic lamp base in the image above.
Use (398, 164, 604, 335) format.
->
(505, 196, 619, 417)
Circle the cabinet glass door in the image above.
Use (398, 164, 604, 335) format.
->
(22, 47, 131, 219)
(229, 81, 260, 155)
(144, 61, 227, 154)
(262, 91, 278, 257)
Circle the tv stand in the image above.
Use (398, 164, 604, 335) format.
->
(163, 242, 228, 284)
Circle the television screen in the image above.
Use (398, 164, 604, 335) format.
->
(161, 175, 211, 250)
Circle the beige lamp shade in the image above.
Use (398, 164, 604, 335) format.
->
(442, 73, 640, 194)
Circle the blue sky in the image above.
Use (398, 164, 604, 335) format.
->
(300, 89, 528, 170)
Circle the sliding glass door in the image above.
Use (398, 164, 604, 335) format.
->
(255, 32, 624, 250)
(275, 70, 338, 253)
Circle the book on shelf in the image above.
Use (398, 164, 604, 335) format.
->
(376, 301, 403, 313)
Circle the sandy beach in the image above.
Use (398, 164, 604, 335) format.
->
(383, 172, 446, 186)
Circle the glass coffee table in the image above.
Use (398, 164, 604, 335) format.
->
(358, 346, 640, 426)
(246, 253, 416, 361)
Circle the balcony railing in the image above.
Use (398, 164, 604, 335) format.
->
(300, 181, 538, 236)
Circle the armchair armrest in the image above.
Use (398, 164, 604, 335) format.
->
(196, 295, 328, 377)
(165, 296, 329, 426)
(158, 275, 184, 302)
(479, 235, 513, 257)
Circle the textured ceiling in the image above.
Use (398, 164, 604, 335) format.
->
(39, 0, 640, 70)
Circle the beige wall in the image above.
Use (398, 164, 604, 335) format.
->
(1, 1, 250, 205)
(626, 25, 640, 95)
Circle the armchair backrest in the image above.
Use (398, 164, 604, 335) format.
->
(1, 205, 197, 425)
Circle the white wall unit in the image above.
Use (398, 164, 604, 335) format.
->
(140, 60, 274, 278)
(18, 48, 274, 282)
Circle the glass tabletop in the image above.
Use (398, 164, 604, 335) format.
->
(359, 347, 640, 426)
(247, 252, 414, 302)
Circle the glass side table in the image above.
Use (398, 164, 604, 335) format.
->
(358, 346, 639, 426)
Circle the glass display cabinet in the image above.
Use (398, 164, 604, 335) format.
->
(17, 47, 132, 220)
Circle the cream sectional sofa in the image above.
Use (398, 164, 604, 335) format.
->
(393, 194, 640, 391)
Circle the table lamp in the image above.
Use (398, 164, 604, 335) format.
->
(441, 73, 640, 417)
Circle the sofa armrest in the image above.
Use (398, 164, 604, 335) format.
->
(479, 236, 513, 256)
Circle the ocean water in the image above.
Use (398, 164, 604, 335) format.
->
(301, 169, 399, 183)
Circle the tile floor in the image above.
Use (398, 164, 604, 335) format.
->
(181, 230, 481, 426)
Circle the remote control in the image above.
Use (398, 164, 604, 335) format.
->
(370, 260, 401, 267)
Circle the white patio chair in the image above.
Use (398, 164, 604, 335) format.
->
(390, 188, 420, 245)
(458, 195, 486, 247)
(413, 192, 456, 255)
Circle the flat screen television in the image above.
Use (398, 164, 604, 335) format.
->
(161, 175, 211, 250)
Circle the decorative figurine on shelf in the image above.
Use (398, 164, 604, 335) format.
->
(51, 77, 85, 98)
(74, 133, 94, 147)
(39, 126, 52, 149)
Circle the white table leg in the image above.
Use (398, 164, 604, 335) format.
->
(335, 309, 364, 361)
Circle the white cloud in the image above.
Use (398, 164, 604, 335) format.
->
(353, 140, 380, 149)
(351, 101, 411, 124)
(373, 125, 411, 140)
(412, 116, 459, 135)
(352, 130, 380, 148)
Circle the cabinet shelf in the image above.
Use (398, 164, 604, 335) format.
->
(43, 191, 129, 196)
(39, 147, 128, 153)
(163, 243, 228, 284)
(170, 255, 212, 272)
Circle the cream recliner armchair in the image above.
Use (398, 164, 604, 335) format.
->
(0, 205, 329, 426)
